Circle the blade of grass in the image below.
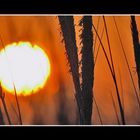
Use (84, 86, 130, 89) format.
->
(92, 19, 125, 124)
(10, 102, 20, 124)
(118, 65, 124, 110)
(58, 16, 85, 124)
(1, 97, 12, 125)
(80, 16, 94, 124)
(93, 96, 103, 125)
(131, 16, 140, 90)
(13, 85, 22, 125)
(94, 16, 101, 53)
(113, 16, 140, 108)
(0, 107, 5, 125)
(102, 16, 125, 125)
(0, 84, 12, 125)
(92, 24, 114, 76)
(110, 91, 121, 125)
(94, 27, 104, 67)
(0, 33, 22, 125)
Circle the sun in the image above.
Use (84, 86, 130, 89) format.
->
(0, 42, 51, 96)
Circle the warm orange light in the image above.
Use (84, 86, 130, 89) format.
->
(0, 42, 51, 96)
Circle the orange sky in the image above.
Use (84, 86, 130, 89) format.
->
(0, 16, 140, 125)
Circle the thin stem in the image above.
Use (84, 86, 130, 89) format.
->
(13, 85, 22, 125)
(113, 16, 140, 108)
(10, 100, 20, 124)
(110, 92, 121, 125)
(118, 65, 124, 110)
(92, 24, 114, 76)
(94, 27, 104, 67)
(92, 19, 125, 124)
(103, 16, 115, 75)
(59, 16, 85, 124)
(103, 16, 125, 125)
(1, 97, 12, 125)
(131, 16, 140, 90)
(93, 96, 103, 125)
(94, 16, 101, 53)
(0, 33, 22, 125)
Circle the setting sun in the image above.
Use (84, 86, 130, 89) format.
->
(0, 42, 51, 96)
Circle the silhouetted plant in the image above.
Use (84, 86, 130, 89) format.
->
(110, 92, 120, 125)
(93, 96, 103, 125)
(0, 107, 5, 125)
(58, 16, 95, 125)
(13, 85, 22, 125)
(58, 16, 85, 124)
(131, 16, 140, 92)
(0, 83, 12, 125)
(79, 16, 94, 124)
(0, 34, 22, 125)
(113, 16, 140, 108)
(94, 27, 104, 66)
(92, 17, 125, 125)
(103, 16, 125, 125)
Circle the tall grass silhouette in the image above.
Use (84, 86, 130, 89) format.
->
(0, 15, 140, 125)
(103, 16, 125, 124)
(58, 16, 94, 124)
(58, 16, 85, 124)
(131, 16, 140, 94)
(113, 16, 140, 108)
(79, 16, 94, 124)
(92, 17, 125, 125)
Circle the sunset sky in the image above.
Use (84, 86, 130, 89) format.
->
(0, 16, 140, 125)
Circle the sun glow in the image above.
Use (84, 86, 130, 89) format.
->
(0, 42, 51, 96)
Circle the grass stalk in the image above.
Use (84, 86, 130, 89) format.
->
(131, 16, 140, 90)
(110, 92, 121, 125)
(94, 27, 104, 67)
(102, 16, 125, 125)
(94, 16, 101, 53)
(113, 16, 140, 108)
(0, 33, 22, 125)
(1, 97, 12, 125)
(13, 85, 22, 125)
(0, 107, 5, 125)
(93, 96, 103, 125)
(58, 16, 85, 124)
(80, 16, 94, 124)
(0, 84, 12, 125)
(118, 66, 124, 110)
(92, 19, 125, 124)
